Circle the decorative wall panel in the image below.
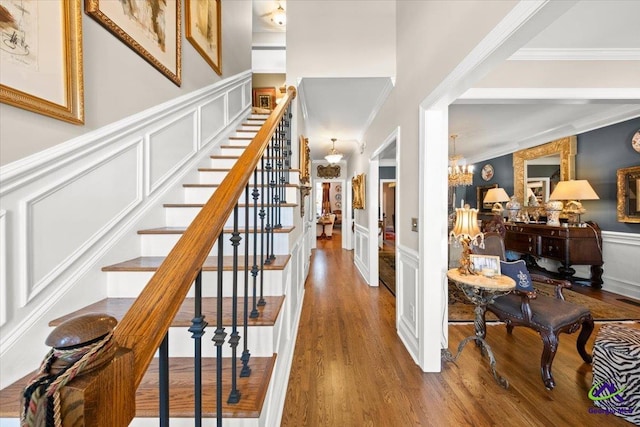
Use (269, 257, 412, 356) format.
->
(147, 112, 197, 195)
(397, 244, 419, 360)
(200, 95, 226, 145)
(21, 142, 142, 304)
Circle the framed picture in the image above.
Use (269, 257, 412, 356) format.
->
(477, 184, 498, 212)
(469, 254, 501, 276)
(352, 173, 366, 209)
(186, 0, 221, 75)
(252, 87, 276, 111)
(0, 0, 84, 124)
(299, 135, 310, 184)
(481, 164, 495, 181)
(85, 0, 182, 86)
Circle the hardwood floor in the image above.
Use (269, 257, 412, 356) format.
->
(282, 231, 638, 426)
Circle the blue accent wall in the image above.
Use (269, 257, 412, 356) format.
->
(457, 116, 640, 233)
(380, 166, 396, 180)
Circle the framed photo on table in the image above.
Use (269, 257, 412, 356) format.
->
(0, 0, 84, 123)
(186, 0, 221, 75)
(469, 255, 501, 276)
(85, 0, 182, 86)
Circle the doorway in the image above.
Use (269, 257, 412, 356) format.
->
(313, 179, 345, 247)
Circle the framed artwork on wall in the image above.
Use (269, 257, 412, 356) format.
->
(352, 173, 366, 209)
(477, 184, 498, 212)
(85, 0, 182, 86)
(252, 87, 276, 111)
(186, 0, 221, 75)
(0, 0, 84, 124)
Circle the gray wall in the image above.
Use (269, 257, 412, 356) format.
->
(380, 166, 396, 180)
(459, 116, 640, 233)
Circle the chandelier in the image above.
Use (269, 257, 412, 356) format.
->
(325, 138, 343, 164)
(448, 134, 473, 187)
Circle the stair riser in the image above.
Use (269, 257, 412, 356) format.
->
(199, 170, 298, 186)
(220, 147, 249, 156)
(159, 317, 279, 358)
(184, 186, 297, 204)
(140, 233, 290, 257)
(209, 157, 239, 168)
(106, 270, 286, 298)
(165, 206, 294, 228)
(233, 130, 257, 138)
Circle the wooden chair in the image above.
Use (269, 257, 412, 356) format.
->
(473, 233, 594, 389)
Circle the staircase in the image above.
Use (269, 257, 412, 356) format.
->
(0, 111, 304, 426)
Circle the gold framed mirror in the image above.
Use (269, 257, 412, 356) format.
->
(513, 136, 577, 205)
(617, 165, 640, 223)
(299, 135, 310, 185)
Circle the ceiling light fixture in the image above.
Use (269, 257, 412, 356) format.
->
(325, 138, 343, 164)
(448, 134, 473, 187)
(271, 4, 286, 26)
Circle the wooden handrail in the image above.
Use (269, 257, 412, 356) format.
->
(113, 86, 297, 388)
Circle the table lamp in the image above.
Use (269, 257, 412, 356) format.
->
(483, 188, 510, 215)
(549, 179, 599, 225)
(449, 204, 484, 275)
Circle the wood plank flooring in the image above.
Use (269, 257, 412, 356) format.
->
(282, 230, 639, 426)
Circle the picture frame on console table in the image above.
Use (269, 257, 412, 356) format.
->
(0, 0, 84, 124)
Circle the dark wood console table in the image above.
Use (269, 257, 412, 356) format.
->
(504, 222, 603, 288)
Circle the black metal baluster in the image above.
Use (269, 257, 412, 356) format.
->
(189, 271, 207, 427)
(159, 333, 169, 427)
(213, 233, 227, 424)
(242, 182, 253, 376)
(274, 123, 282, 230)
(228, 204, 242, 403)
(259, 153, 267, 307)
(253, 163, 264, 318)
(264, 141, 273, 266)
(268, 134, 277, 264)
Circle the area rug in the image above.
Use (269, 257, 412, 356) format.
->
(379, 251, 395, 295)
(449, 280, 640, 322)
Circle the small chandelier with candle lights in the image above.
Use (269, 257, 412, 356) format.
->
(448, 134, 474, 187)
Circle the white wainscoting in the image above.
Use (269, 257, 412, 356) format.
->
(599, 231, 640, 299)
(396, 244, 420, 365)
(354, 223, 370, 283)
(0, 71, 253, 388)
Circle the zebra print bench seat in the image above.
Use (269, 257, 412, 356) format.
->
(591, 324, 640, 424)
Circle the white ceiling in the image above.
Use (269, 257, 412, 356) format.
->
(253, 1, 640, 162)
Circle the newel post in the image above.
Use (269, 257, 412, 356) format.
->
(20, 313, 135, 426)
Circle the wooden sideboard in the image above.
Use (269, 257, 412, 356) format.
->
(504, 222, 603, 288)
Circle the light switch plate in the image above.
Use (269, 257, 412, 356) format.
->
(411, 217, 418, 232)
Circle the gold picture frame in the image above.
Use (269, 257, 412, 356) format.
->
(85, 0, 182, 86)
(0, 0, 84, 124)
(617, 165, 640, 223)
(299, 135, 310, 185)
(352, 173, 366, 210)
(252, 87, 276, 111)
(186, 0, 221, 75)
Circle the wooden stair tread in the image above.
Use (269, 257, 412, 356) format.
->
(0, 356, 276, 419)
(137, 226, 295, 234)
(136, 356, 276, 418)
(48, 296, 284, 327)
(102, 255, 291, 271)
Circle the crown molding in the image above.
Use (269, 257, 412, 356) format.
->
(510, 48, 640, 61)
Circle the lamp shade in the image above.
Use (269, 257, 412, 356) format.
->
(483, 188, 510, 203)
(452, 205, 482, 239)
(549, 180, 599, 201)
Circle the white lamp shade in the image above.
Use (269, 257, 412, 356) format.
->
(483, 188, 510, 203)
(325, 153, 343, 164)
(549, 180, 599, 201)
